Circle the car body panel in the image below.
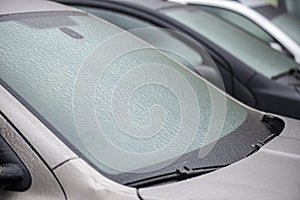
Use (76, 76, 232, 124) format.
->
(0, 1, 141, 196)
(2, 76, 300, 199)
(0, 85, 140, 199)
(0, 0, 82, 16)
(0, 85, 78, 169)
(139, 118, 300, 200)
(0, 115, 66, 200)
(1, 0, 300, 199)
(54, 159, 139, 200)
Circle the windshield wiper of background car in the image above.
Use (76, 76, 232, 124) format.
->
(125, 164, 229, 188)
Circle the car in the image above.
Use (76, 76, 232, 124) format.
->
(1, 0, 300, 200)
(168, 0, 300, 64)
(229, 0, 300, 49)
(55, 0, 300, 120)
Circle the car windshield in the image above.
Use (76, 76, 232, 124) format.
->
(196, 5, 276, 44)
(252, 4, 300, 46)
(161, 6, 300, 78)
(271, 13, 300, 46)
(0, 11, 273, 185)
(75, 6, 224, 89)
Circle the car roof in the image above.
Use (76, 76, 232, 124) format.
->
(0, 0, 82, 16)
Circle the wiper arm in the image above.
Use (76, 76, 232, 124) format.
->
(125, 164, 229, 188)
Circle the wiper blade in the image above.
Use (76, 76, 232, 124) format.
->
(125, 164, 229, 188)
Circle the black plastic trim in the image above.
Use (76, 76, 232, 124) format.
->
(0, 132, 31, 191)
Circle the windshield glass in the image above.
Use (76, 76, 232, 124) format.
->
(0, 11, 272, 184)
(197, 5, 275, 44)
(272, 13, 300, 46)
(76, 7, 204, 70)
(162, 6, 300, 78)
(252, 4, 300, 46)
(75, 6, 224, 89)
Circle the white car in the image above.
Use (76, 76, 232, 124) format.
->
(168, 0, 300, 64)
(1, 0, 300, 199)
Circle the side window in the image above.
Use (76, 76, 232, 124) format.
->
(198, 6, 276, 44)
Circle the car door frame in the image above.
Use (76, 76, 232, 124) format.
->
(0, 82, 84, 199)
(0, 110, 67, 199)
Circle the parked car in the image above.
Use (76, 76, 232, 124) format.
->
(169, 0, 300, 64)
(1, 0, 300, 200)
(228, 0, 300, 49)
(56, 0, 300, 120)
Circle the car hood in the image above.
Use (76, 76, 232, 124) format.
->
(139, 116, 300, 200)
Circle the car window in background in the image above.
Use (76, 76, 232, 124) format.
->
(162, 6, 300, 78)
(0, 11, 272, 185)
(197, 5, 276, 44)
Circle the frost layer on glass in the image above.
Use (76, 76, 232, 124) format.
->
(0, 13, 247, 174)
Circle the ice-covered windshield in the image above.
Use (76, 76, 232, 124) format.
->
(0, 11, 251, 178)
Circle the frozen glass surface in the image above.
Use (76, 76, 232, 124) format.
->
(76, 6, 204, 70)
(0, 12, 247, 174)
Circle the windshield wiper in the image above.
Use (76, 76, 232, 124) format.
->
(125, 164, 229, 188)
(126, 115, 283, 188)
